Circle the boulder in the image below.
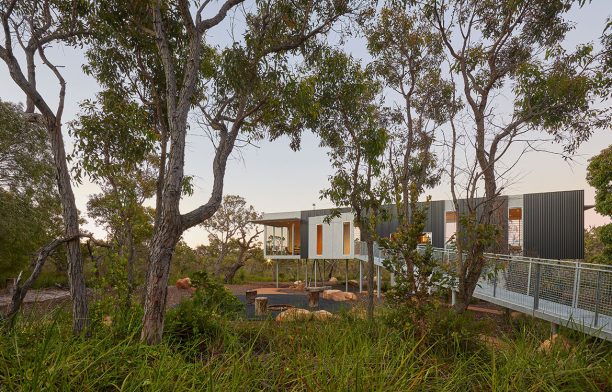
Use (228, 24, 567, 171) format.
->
(343, 292, 358, 301)
(102, 315, 112, 327)
(347, 279, 360, 288)
(322, 289, 341, 300)
(275, 308, 312, 322)
(175, 277, 191, 290)
(537, 334, 571, 354)
(329, 277, 338, 284)
(312, 310, 337, 321)
(322, 289, 358, 302)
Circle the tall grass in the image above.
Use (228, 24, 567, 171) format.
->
(1, 306, 610, 391)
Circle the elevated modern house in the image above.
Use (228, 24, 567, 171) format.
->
(255, 189, 587, 262)
(253, 189, 612, 341)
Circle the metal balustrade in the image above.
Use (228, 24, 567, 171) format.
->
(420, 246, 612, 341)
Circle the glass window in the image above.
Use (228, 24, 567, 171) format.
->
(343, 222, 350, 255)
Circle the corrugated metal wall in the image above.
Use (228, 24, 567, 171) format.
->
(425, 200, 445, 248)
(294, 190, 584, 260)
(524, 190, 584, 259)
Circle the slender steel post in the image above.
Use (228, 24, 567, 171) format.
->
(291, 223, 295, 255)
(314, 259, 317, 287)
(377, 265, 381, 299)
(275, 260, 279, 288)
(359, 260, 363, 292)
(493, 261, 498, 298)
(305, 259, 308, 288)
(345, 259, 349, 292)
(533, 263, 541, 310)
(594, 271, 602, 327)
(572, 262, 579, 308)
(526, 261, 532, 296)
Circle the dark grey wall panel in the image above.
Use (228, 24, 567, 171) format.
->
(424, 200, 445, 248)
(524, 190, 584, 259)
(452, 196, 508, 252)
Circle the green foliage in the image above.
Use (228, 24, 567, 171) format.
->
(189, 271, 244, 317)
(381, 192, 444, 304)
(2, 308, 610, 391)
(313, 49, 391, 231)
(585, 226, 612, 265)
(0, 101, 63, 282)
(587, 145, 612, 217)
(165, 271, 243, 345)
(383, 303, 491, 357)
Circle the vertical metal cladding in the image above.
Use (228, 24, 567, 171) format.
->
(425, 200, 445, 248)
(524, 190, 584, 259)
(454, 196, 509, 253)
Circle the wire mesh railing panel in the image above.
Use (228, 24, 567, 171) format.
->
(577, 269, 612, 319)
(416, 246, 612, 333)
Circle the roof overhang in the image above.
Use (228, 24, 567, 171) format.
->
(252, 211, 301, 227)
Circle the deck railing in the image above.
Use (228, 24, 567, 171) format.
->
(419, 246, 612, 339)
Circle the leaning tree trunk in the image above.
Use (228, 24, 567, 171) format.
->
(224, 262, 244, 284)
(224, 248, 247, 284)
(49, 121, 89, 334)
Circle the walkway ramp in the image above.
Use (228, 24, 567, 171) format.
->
(426, 247, 612, 341)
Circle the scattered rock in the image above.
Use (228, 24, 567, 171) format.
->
(329, 277, 338, 284)
(347, 279, 359, 288)
(322, 289, 341, 300)
(322, 289, 358, 302)
(175, 277, 191, 290)
(312, 310, 337, 321)
(275, 308, 312, 322)
(537, 334, 571, 354)
(343, 292, 358, 301)
(102, 315, 112, 327)
(290, 280, 306, 291)
(510, 311, 522, 320)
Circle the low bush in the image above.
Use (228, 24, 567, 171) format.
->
(165, 271, 243, 348)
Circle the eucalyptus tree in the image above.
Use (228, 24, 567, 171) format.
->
(366, 2, 460, 298)
(0, 0, 91, 333)
(586, 146, 611, 264)
(313, 49, 391, 319)
(424, 0, 612, 311)
(202, 195, 262, 281)
(84, 0, 367, 344)
(70, 90, 158, 307)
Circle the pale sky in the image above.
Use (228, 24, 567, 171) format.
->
(1, 1, 610, 247)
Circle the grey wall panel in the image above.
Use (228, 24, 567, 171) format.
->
(453, 196, 508, 252)
(524, 190, 584, 259)
(300, 207, 350, 258)
(375, 205, 399, 239)
(425, 200, 445, 248)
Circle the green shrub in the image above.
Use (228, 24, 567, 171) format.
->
(383, 303, 490, 357)
(165, 271, 243, 346)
